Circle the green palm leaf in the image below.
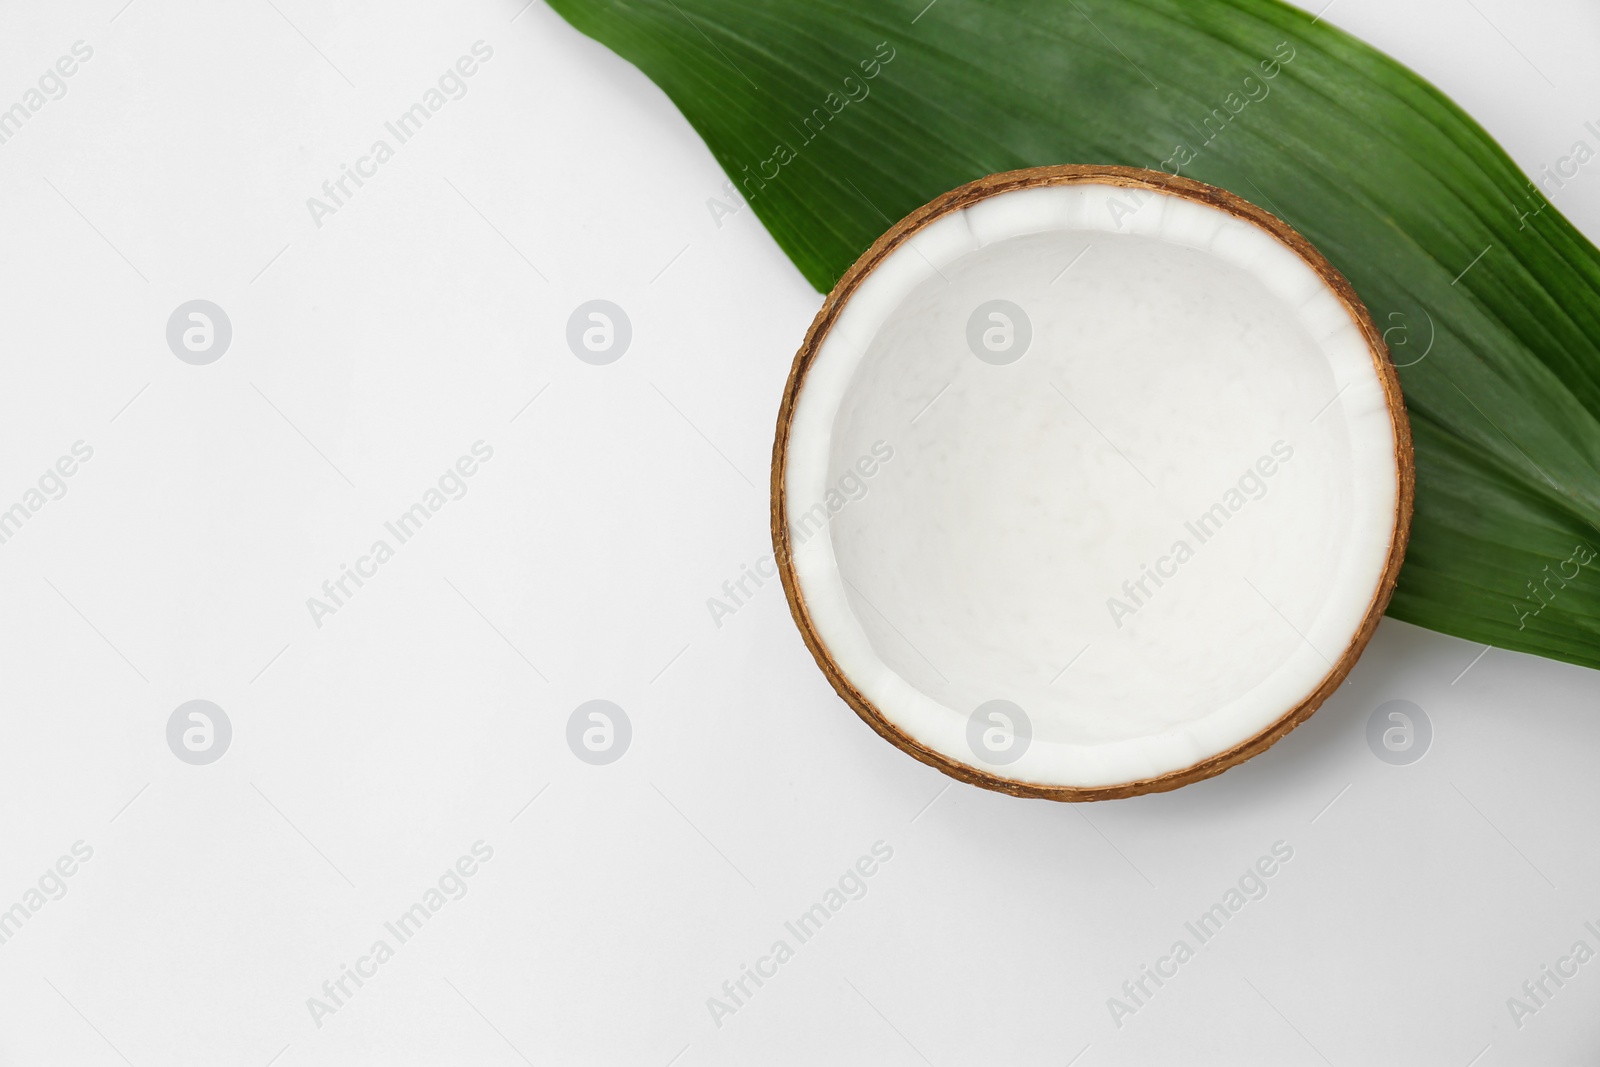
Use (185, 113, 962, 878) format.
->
(548, 0, 1600, 669)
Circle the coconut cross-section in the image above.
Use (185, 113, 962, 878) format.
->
(772, 166, 1413, 801)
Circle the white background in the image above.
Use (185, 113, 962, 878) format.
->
(0, 0, 1597, 1064)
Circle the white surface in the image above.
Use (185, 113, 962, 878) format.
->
(0, 0, 1595, 1064)
(785, 183, 1400, 789)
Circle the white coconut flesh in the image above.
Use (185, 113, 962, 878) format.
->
(783, 182, 1401, 791)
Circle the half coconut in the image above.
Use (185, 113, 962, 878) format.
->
(772, 166, 1413, 800)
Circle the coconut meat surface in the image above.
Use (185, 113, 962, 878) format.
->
(783, 183, 1399, 790)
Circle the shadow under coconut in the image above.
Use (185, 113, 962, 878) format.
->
(910, 619, 1426, 856)
(1080, 622, 1420, 825)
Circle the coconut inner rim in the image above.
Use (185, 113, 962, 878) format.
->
(783, 182, 1399, 790)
